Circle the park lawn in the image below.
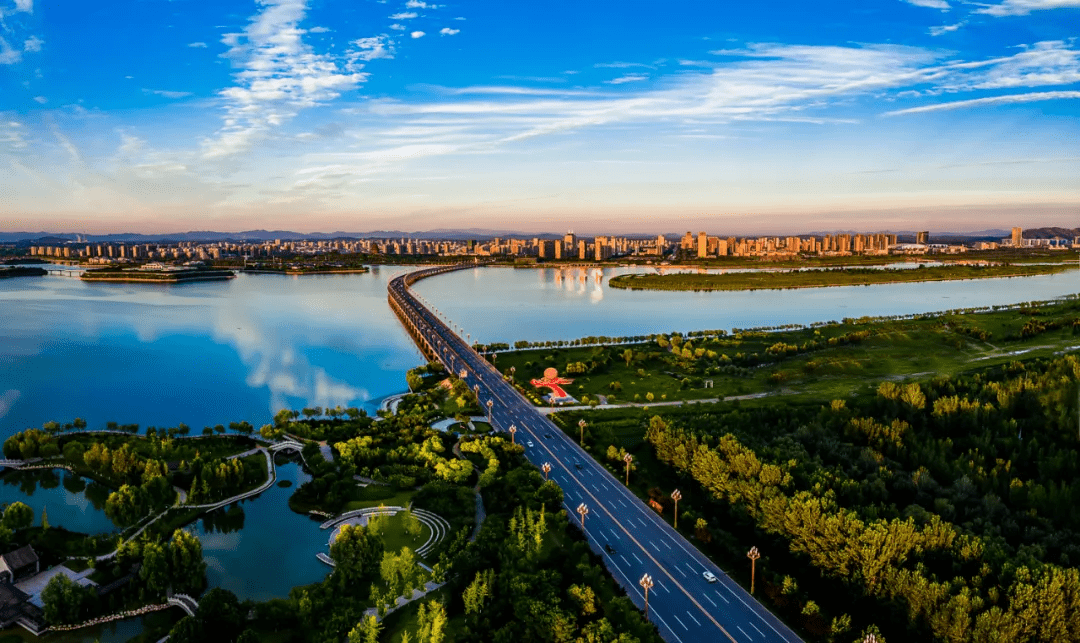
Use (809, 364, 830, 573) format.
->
(372, 512, 432, 558)
(342, 488, 416, 511)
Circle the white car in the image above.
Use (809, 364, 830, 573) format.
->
(703, 571, 718, 583)
(526, 441, 534, 448)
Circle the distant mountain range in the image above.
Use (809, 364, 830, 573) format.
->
(1, 227, 1075, 244)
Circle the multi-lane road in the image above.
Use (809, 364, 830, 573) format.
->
(389, 265, 803, 643)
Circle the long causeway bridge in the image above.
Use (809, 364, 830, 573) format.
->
(388, 264, 803, 643)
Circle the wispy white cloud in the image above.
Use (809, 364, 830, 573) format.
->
(604, 73, 648, 84)
(144, 88, 193, 99)
(595, 61, 655, 69)
(23, 35, 42, 52)
(352, 35, 395, 61)
(929, 22, 964, 35)
(406, 0, 438, 7)
(937, 41, 1080, 90)
(188, 41, 208, 48)
(308, 26, 330, 33)
(13, 0, 31, 12)
(202, 0, 369, 159)
(0, 118, 28, 150)
(903, 0, 950, 10)
(0, 37, 22, 65)
(390, 24, 406, 30)
(411, 30, 425, 39)
(32, 95, 46, 103)
(390, 11, 417, 19)
(975, 0, 1080, 15)
(439, 27, 459, 35)
(884, 90, 1080, 115)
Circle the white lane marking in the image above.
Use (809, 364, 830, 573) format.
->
(662, 540, 672, 549)
(620, 554, 631, 567)
(676, 566, 688, 578)
(702, 593, 717, 608)
(750, 622, 765, 637)
(608, 528, 618, 539)
(686, 611, 701, 627)
(714, 590, 730, 604)
(632, 552, 644, 565)
(650, 542, 661, 553)
(652, 614, 685, 643)
(618, 498, 628, 507)
(736, 626, 751, 641)
(672, 614, 689, 630)
(685, 562, 698, 575)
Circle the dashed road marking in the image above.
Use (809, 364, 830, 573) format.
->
(750, 622, 765, 637)
(715, 590, 730, 604)
(702, 593, 717, 608)
(686, 611, 702, 627)
(672, 614, 688, 630)
(736, 626, 751, 641)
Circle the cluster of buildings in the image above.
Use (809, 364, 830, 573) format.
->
(21, 226, 1080, 265)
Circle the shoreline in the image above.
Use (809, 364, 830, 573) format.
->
(607, 265, 1077, 292)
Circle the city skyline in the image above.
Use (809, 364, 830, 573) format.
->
(2, 0, 1079, 233)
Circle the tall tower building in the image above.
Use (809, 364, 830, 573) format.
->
(563, 231, 576, 249)
(697, 231, 708, 259)
(1011, 227, 1023, 247)
(916, 231, 929, 245)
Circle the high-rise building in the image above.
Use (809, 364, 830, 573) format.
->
(1011, 227, 1023, 247)
(563, 231, 576, 250)
(916, 231, 929, 245)
(578, 240, 587, 260)
(697, 231, 707, 259)
(680, 232, 695, 250)
(554, 240, 564, 260)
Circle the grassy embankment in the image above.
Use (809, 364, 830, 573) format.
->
(491, 295, 1080, 406)
(608, 262, 1075, 291)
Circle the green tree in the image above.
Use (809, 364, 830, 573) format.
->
(401, 510, 423, 540)
(168, 529, 207, 594)
(330, 524, 384, 587)
(2, 501, 33, 531)
(41, 573, 95, 625)
(348, 615, 382, 643)
(415, 600, 447, 643)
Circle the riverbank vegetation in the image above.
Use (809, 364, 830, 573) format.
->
(490, 296, 1080, 406)
(554, 346, 1080, 642)
(608, 262, 1075, 292)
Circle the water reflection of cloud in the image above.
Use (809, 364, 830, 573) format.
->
(213, 305, 369, 413)
(0, 390, 20, 419)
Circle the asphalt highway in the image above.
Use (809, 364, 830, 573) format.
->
(389, 266, 803, 643)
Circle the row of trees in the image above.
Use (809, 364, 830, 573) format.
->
(637, 353, 1080, 641)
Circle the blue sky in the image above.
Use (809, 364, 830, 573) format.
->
(1, 0, 1078, 234)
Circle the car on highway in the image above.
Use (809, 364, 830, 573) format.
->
(604, 543, 616, 555)
(573, 461, 583, 470)
(526, 440, 534, 448)
(703, 571, 718, 583)
(544, 433, 552, 438)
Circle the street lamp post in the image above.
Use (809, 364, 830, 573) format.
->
(576, 503, 589, 530)
(541, 462, 551, 480)
(508, 425, 517, 444)
(486, 399, 493, 423)
(623, 453, 633, 486)
(747, 546, 761, 595)
(639, 574, 654, 621)
(671, 489, 682, 529)
(578, 419, 587, 444)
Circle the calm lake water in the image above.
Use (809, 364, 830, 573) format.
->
(0, 469, 117, 535)
(412, 265, 1080, 344)
(190, 459, 329, 601)
(0, 268, 423, 439)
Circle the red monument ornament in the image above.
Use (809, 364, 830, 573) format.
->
(531, 367, 574, 402)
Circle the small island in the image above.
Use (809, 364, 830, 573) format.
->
(81, 267, 236, 283)
(607, 262, 1076, 291)
(0, 266, 48, 279)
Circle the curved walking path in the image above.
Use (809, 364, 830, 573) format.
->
(318, 505, 451, 560)
(451, 441, 487, 542)
(96, 446, 280, 561)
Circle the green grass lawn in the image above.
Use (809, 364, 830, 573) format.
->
(377, 586, 453, 643)
(494, 296, 1080, 408)
(342, 488, 416, 511)
(370, 512, 432, 558)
